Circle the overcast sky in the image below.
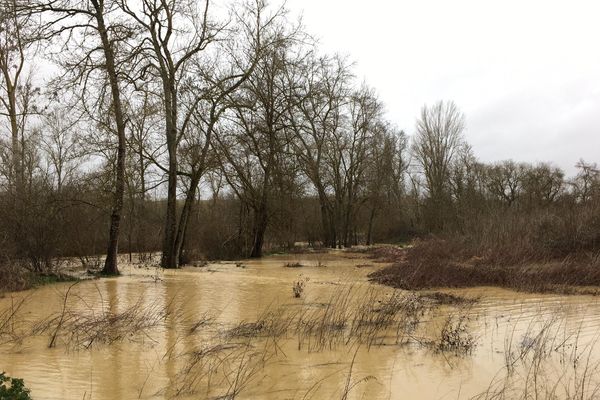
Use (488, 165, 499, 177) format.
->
(285, 0, 600, 174)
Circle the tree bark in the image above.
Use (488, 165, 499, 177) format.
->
(366, 207, 376, 246)
(250, 203, 268, 258)
(92, 0, 126, 276)
(160, 82, 179, 269)
(174, 173, 202, 265)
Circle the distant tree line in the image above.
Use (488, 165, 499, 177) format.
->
(1, 0, 598, 280)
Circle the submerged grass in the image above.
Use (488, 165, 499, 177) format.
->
(226, 307, 293, 339)
(8, 252, 597, 399)
(473, 316, 600, 400)
(170, 340, 276, 399)
(220, 286, 463, 354)
(31, 284, 170, 349)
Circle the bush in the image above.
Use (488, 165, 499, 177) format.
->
(369, 237, 600, 293)
(0, 372, 32, 400)
(0, 262, 30, 293)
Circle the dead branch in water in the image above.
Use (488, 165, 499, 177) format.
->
(0, 294, 31, 345)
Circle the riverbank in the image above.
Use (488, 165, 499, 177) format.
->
(368, 239, 600, 295)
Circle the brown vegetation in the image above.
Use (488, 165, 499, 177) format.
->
(472, 317, 600, 400)
(370, 235, 600, 293)
(32, 286, 170, 349)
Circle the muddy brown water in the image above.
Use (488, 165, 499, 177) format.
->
(2, 251, 600, 399)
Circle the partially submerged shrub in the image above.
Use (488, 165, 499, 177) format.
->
(283, 262, 304, 268)
(435, 313, 475, 354)
(474, 316, 600, 400)
(349, 291, 410, 347)
(0, 372, 32, 400)
(0, 295, 30, 346)
(369, 237, 600, 293)
(79, 255, 102, 272)
(293, 279, 306, 298)
(172, 342, 275, 399)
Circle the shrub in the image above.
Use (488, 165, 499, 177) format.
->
(0, 372, 32, 400)
(292, 279, 306, 298)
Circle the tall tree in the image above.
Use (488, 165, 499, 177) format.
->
(412, 100, 466, 230)
(287, 54, 352, 247)
(172, 0, 279, 265)
(0, 0, 36, 196)
(33, 0, 132, 274)
(117, 0, 226, 268)
(215, 30, 299, 257)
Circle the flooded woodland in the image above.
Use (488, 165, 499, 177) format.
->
(3, 250, 600, 399)
(2, 0, 600, 399)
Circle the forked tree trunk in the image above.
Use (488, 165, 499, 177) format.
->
(174, 174, 202, 265)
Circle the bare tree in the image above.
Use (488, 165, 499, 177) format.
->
(215, 28, 300, 257)
(287, 54, 352, 247)
(485, 160, 524, 207)
(0, 0, 38, 195)
(572, 159, 600, 204)
(412, 100, 466, 230)
(117, 0, 228, 268)
(339, 85, 383, 246)
(521, 162, 564, 206)
(123, 93, 161, 260)
(40, 106, 82, 192)
(32, 0, 133, 274)
(364, 126, 408, 245)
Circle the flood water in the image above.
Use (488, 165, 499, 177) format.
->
(2, 250, 600, 399)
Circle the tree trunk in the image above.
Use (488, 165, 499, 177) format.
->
(174, 174, 202, 265)
(7, 88, 22, 196)
(317, 189, 336, 248)
(161, 88, 179, 269)
(250, 204, 268, 258)
(161, 161, 178, 268)
(366, 207, 376, 246)
(93, 0, 126, 276)
(318, 194, 331, 247)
